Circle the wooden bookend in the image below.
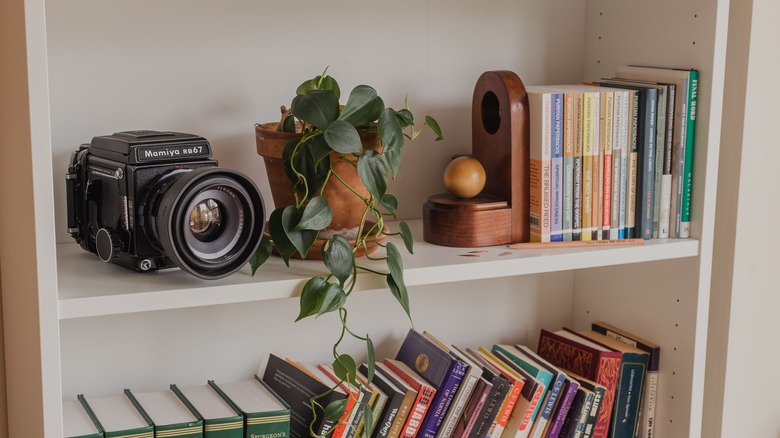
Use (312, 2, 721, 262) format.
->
(423, 71, 530, 247)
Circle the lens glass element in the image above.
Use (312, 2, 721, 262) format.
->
(189, 198, 223, 242)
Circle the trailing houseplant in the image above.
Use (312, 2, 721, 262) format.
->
(250, 68, 443, 437)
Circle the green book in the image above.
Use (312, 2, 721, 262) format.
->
(78, 394, 154, 438)
(64, 399, 103, 438)
(125, 388, 203, 438)
(210, 376, 291, 438)
(172, 384, 244, 438)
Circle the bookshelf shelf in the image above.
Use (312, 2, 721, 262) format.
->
(57, 220, 699, 320)
(3, 0, 728, 437)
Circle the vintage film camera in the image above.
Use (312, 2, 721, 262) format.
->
(66, 130, 265, 279)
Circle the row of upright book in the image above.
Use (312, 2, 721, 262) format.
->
(64, 321, 659, 438)
(528, 65, 698, 242)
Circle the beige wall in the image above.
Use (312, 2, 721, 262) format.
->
(708, 0, 780, 436)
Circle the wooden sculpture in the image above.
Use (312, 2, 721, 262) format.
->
(423, 70, 530, 247)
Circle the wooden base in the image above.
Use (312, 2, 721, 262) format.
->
(423, 193, 513, 247)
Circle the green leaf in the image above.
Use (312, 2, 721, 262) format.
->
(322, 234, 354, 286)
(281, 206, 318, 258)
(399, 221, 414, 254)
(386, 242, 411, 321)
(357, 150, 388, 203)
(294, 196, 333, 231)
(323, 398, 349, 423)
(249, 235, 273, 276)
(425, 115, 444, 141)
(381, 194, 398, 214)
(332, 354, 357, 386)
(319, 75, 341, 100)
(378, 108, 404, 154)
(268, 208, 296, 266)
(296, 71, 340, 99)
(291, 90, 339, 129)
(281, 112, 296, 133)
(361, 404, 373, 438)
(395, 109, 414, 128)
(324, 120, 363, 154)
(339, 85, 385, 126)
(366, 336, 375, 383)
(284, 137, 331, 197)
(296, 277, 346, 321)
(310, 135, 332, 166)
(385, 148, 402, 179)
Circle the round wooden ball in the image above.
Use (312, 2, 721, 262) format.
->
(443, 156, 486, 199)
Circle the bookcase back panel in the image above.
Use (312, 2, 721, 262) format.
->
(571, 257, 701, 438)
(44, 0, 587, 244)
(59, 272, 574, 399)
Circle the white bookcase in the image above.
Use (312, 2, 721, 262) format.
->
(5, 0, 728, 436)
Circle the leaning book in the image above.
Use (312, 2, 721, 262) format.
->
(172, 383, 244, 437)
(211, 376, 291, 438)
(64, 399, 103, 438)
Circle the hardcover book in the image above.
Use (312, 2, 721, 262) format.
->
(262, 354, 344, 438)
(590, 321, 659, 438)
(78, 394, 154, 438)
(536, 329, 622, 438)
(172, 383, 244, 438)
(375, 362, 419, 438)
(575, 331, 649, 438)
(420, 332, 481, 438)
(211, 377, 291, 438)
(383, 359, 437, 438)
(396, 330, 466, 438)
(125, 388, 203, 438)
(64, 399, 103, 438)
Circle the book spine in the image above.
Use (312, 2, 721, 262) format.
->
(591, 92, 602, 240)
(470, 377, 509, 438)
(529, 93, 552, 242)
(420, 361, 467, 438)
(437, 373, 479, 438)
(639, 89, 657, 240)
(639, 371, 658, 438)
(528, 373, 565, 438)
(581, 384, 605, 438)
(487, 382, 522, 438)
(572, 93, 584, 241)
(517, 384, 545, 438)
(551, 93, 564, 242)
(545, 380, 579, 438)
(581, 92, 594, 241)
(626, 91, 639, 238)
(619, 91, 630, 239)
(610, 91, 623, 240)
(680, 70, 698, 238)
(672, 78, 688, 238)
(609, 354, 647, 438)
(602, 91, 614, 240)
(659, 83, 676, 239)
(572, 392, 594, 438)
(563, 92, 575, 242)
(652, 87, 666, 239)
(454, 379, 490, 438)
(558, 388, 586, 438)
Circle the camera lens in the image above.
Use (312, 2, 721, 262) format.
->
(151, 167, 265, 279)
(189, 199, 223, 241)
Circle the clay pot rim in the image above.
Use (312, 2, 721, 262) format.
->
(255, 122, 380, 159)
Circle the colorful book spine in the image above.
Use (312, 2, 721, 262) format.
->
(618, 90, 631, 239)
(528, 371, 566, 438)
(572, 92, 584, 241)
(563, 92, 575, 242)
(557, 386, 591, 438)
(544, 377, 579, 438)
(626, 90, 640, 238)
(383, 360, 437, 438)
(638, 87, 657, 240)
(601, 91, 614, 240)
(680, 70, 698, 238)
(528, 89, 553, 242)
(568, 375, 606, 438)
(420, 362, 466, 438)
(551, 92, 564, 242)
(581, 92, 594, 241)
(536, 330, 622, 438)
(651, 85, 667, 239)
(659, 84, 676, 239)
(609, 90, 623, 240)
(490, 345, 551, 433)
(453, 378, 491, 438)
(591, 92, 602, 240)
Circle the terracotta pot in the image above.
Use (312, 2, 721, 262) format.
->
(255, 122, 380, 231)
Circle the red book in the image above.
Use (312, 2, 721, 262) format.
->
(536, 328, 622, 438)
(383, 359, 437, 438)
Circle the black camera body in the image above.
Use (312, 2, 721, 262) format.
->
(66, 130, 265, 279)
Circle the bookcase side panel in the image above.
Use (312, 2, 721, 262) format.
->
(571, 258, 700, 438)
(59, 272, 574, 400)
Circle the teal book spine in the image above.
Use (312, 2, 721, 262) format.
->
(608, 352, 648, 438)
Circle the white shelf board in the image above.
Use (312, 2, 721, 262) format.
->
(57, 219, 699, 319)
